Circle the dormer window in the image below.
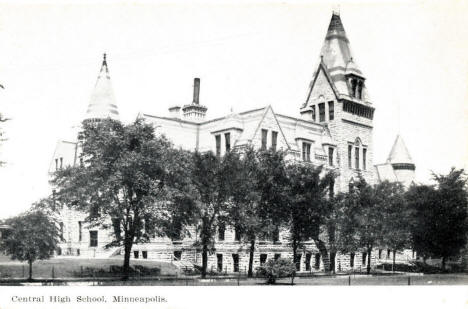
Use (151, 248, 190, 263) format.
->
(318, 103, 325, 122)
(349, 77, 364, 100)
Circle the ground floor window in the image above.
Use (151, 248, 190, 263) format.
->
(260, 254, 267, 266)
(89, 231, 98, 247)
(362, 252, 367, 265)
(142, 251, 148, 259)
(350, 253, 355, 268)
(274, 253, 281, 261)
(217, 254, 223, 272)
(134, 251, 139, 259)
(305, 253, 311, 271)
(76, 249, 80, 256)
(314, 253, 321, 270)
(232, 254, 239, 272)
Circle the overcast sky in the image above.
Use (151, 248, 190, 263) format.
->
(0, 0, 467, 219)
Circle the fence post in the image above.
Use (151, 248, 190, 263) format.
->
(22, 265, 25, 278)
(407, 276, 411, 286)
(52, 266, 55, 279)
(237, 271, 240, 286)
(348, 275, 351, 286)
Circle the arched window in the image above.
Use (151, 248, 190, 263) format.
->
(350, 79, 357, 97)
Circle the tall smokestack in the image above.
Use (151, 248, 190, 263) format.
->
(192, 78, 200, 104)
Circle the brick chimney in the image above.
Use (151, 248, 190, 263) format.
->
(182, 77, 207, 123)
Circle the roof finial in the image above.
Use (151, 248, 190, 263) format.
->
(332, 5, 340, 16)
(103, 53, 107, 64)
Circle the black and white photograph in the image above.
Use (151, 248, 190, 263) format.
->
(0, 0, 467, 307)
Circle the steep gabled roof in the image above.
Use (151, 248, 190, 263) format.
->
(85, 54, 119, 121)
(387, 135, 414, 165)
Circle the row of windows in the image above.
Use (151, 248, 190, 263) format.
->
(349, 78, 364, 100)
(343, 101, 374, 119)
(54, 157, 64, 170)
(261, 129, 278, 151)
(310, 101, 334, 123)
(302, 142, 335, 166)
(217, 224, 279, 242)
(215, 132, 231, 156)
(347, 144, 367, 170)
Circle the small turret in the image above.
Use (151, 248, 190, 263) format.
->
(387, 135, 416, 187)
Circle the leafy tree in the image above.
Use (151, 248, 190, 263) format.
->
(379, 181, 411, 271)
(0, 210, 60, 281)
(225, 147, 264, 277)
(337, 176, 385, 274)
(407, 168, 468, 269)
(286, 163, 334, 272)
(190, 150, 238, 278)
(51, 118, 194, 279)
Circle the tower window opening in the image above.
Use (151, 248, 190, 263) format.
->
(363, 148, 367, 170)
(348, 144, 352, 168)
(224, 133, 231, 152)
(60, 157, 63, 169)
(328, 101, 334, 121)
(328, 147, 334, 166)
(271, 131, 278, 151)
(302, 142, 311, 162)
(311, 105, 316, 121)
(355, 147, 360, 170)
(319, 103, 325, 122)
(261, 129, 268, 150)
(215, 134, 221, 156)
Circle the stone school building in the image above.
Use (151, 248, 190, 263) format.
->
(50, 12, 416, 273)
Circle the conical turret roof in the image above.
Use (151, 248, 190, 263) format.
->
(387, 135, 414, 165)
(85, 54, 119, 121)
(319, 13, 364, 97)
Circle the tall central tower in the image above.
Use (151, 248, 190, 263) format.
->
(300, 12, 375, 192)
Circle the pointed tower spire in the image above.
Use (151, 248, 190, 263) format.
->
(84, 53, 119, 121)
(319, 12, 366, 99)
(387, 135, 414, 166)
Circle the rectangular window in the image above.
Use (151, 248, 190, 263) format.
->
(350, 253, 355, 268)
(215, 135, 221, 156)
(218, 223, 225, 241)
(217, 254, 223, 272)
(55, 158, 58, 171)
(305, 253, 312, 271)
(232, 254, 239, 272)
(387, 249, 391, 259)
(261, 129, 268, 150)
(78, 221, 82, 241)
(133, 251, 139, 259)
(355, 147, 360, 170)
(378, 249, 382, 259)
(328, 101, 334, 121)
(348, 145, 352, 168)
(76, 249, 80, 256)
(174, 251, 182, 260)
(302, 142, 311, 162)
(234, 227, 242, 241)
(271, 131, 278, 151)
(311, 105, 316, 121)
(60, 157, 63, 168)
(89, 231, 98, 247)
(272, 227, 279, 242)
(362, 252, 367, 265)
(274, 253, 281, 261)
(319, 103, 325, 122)
(142, 251, 148, 259)
(224, 133, 231, 152)
(260, 254, 268, 266)
(328, 147, 334, 166)
(363, 148, 367, 170)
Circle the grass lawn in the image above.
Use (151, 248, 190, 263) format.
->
(0, 256, 178, 279)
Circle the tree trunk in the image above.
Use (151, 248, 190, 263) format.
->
(313, 239, 330, 272)
(441, 256, 447, 270)
(292, 239, 298, 269)
(392, 250, 396, 272)
(366, 247, 372, 275)
(330, 251, 336, 274)
(201, 243, 208, 279)
(28, 260, 33, 282)
(122, 239, 133, 281)
(248, 239, 255, 278)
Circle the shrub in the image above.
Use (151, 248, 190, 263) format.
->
(256, 258, 296, 284)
